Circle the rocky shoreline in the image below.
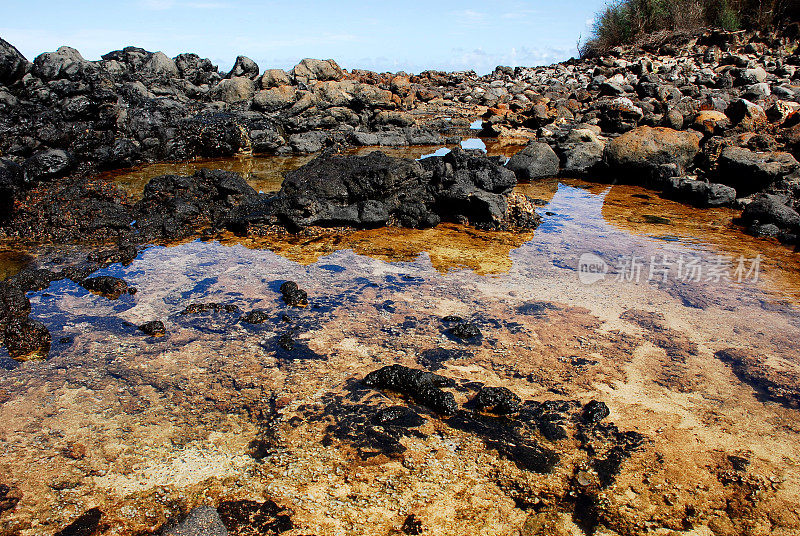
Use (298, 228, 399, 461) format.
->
(1, 27, 800, 244)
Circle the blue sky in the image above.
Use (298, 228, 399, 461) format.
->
(1, 1, 606, 75)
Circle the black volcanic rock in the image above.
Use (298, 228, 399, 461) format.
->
(0, 37, 28, 85)
(239, 148, 538, 231)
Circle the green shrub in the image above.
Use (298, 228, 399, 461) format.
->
(581, 0, 794, 56)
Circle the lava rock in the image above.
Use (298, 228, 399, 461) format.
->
(363, 364, 458, 415)
(82, 276, 129, 299)
(4, 317, 51, 360)
(449, 321, 481, 340)
(279, 281, 308, 307)
(216, 500, 293, 535)
(227, 55, 259, 79)
(139, 320, 166, 337)
(0, 37, 28, 85)
(180, 303, 240, 315)
(582, 400, 610, 425)
(717, 147, 799, 194)
(54, 507, 103, 536)
(241, 309, 270, 324)
(373, 406, 426, 428)
(604, 126, 700, 177)
(473, 386, 521, 415)
(163, 506, 227, 536)
(740, 194, 800, 232)
(22, 150, 74, 184)
(0, 484, 21, 513)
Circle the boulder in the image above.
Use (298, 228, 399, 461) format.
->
(693, 110, 731, 135)
(661, 177, 736, 207)
(211, 76, 256, 103)
(725, 99, 767, 130)
(506, 142, 560, 180)
(227, 55, 259, 79)
(22, 149, 74, 184)
(740, 194, 800, 229)
(230, 149, 537, 231)
(253, 86, 296, 111)
(141, 51, 178, 78)
(32, 46, 86, 80)
(174, 53, 217, 85)
(292, 58, 344, 85)
(0, 37, 29, 85)
(604, 126, 700, 176)
(717, 146, 800, 194)
(260, 68, 291, 89)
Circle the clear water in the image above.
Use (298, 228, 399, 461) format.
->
(2, 155, 800, 535)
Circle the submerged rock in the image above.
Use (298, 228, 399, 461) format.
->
(363, 364, 458, 415)
(139, 320, 166, 337)
(216, 500, 293, 535)
(715, 348, 800, 409)
(54, 507, 103, 536)
(81, 276, 129, 299)
(279, 281, 308, 307)
(241, 309, 270, 324)
(163, 506, 227, 536)
(448, 321, 481, 340)
(0, 484, 21, 513)
(4, 317, 51, 360)
(180, 303, 240, 315)
(473, 386, 521, 415)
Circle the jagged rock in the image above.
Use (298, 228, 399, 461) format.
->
(82, 276, 130, 299)
(474, 386, 521, 415)
(279, 281, 308, 307)
(227, 55, 259, 79)
(135, 168, 258, 240)
(141, 51, 178, 78)
(506, 142, 560, 180)
(163, 506, 227, 536)
(0, 37, 28, 85)
(716, 348, 800, 409)
(139, 320, 166, 337)
(4, 317, 51, 360)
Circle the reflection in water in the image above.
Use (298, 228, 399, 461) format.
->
(218, 223, 537, 276)
(0, 248, 33, 280)
(101, 141, 529, 199)
(99, 154, 315, 199)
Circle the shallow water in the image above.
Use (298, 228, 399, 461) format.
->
(3, 158, 800, 534)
